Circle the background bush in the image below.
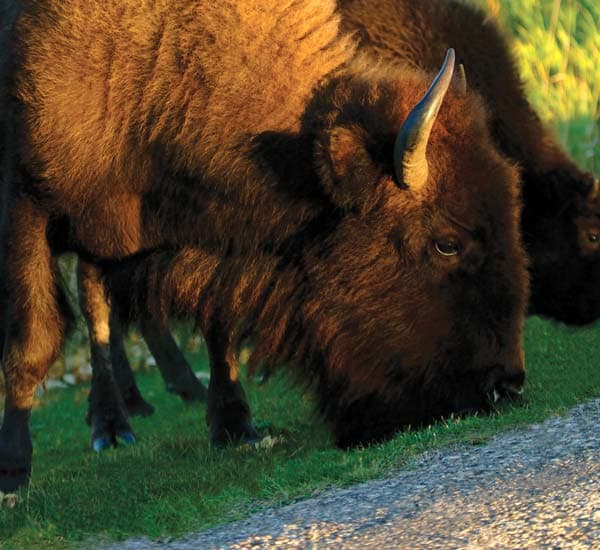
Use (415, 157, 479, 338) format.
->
(479, 0, 599, 171)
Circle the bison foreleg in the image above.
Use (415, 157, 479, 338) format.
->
(140, 317, 208, 403)
(77, 261, 137, 451)
(0, 199, 69, 491)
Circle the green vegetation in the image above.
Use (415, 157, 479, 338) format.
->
(1, 0, 599, 547)
(479, 0, 599, 171)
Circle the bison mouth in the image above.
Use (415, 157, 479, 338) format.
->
(486, 373, 525, 408)
(489, 383, 523, 404)
(452, 367, 525, 416)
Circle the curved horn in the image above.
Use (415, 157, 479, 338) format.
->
(455, 63, 467, 96)
(394, 48, 456, 190)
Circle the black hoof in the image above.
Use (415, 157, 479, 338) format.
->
(239, 425, 260, 446)
(207, 391, 254, 447)
(0, 451, 30, 493)
(166, 373, 208, 403)
(120, 384, 155, 417)
(92, 435, 112, 453)
(88, 395, 136, 452)
(210, 421, 259, 448)
(0, 411, 32, 492)
(0, 445, 31, 492)
(92, 430, 137, 452)
(0, 467, 29, 494)
(118, 431, 136, 445)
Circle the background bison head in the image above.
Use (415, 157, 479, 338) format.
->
(338, 0, 600, 328)
(280, 51, 530, 445)
(523, 172, 600, 325)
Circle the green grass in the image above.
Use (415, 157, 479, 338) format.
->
(1, 0, 600, 547)
(1, 317, 600, 547)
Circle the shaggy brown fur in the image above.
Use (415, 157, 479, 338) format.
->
(340, 0, 600, 324)
(0, 0, 528, 491)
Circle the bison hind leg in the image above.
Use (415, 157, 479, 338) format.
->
(140, 317, 208, 403)
(78, 261, 137, 451)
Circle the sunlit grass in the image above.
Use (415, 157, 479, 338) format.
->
(478, 0, 599, 171)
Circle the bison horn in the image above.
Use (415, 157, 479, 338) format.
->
(394, 48, 456, 190)
(456, 63, 467, 96)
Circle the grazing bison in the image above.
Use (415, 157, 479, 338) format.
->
(88, 0, 600, 442)
(0, 0, 528, 492)
(340, 0, 600, 325)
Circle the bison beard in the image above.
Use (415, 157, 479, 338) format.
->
(99, 244, 503, 449)
(0, 0, 528, 491)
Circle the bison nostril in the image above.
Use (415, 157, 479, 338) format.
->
(498, 368, 525, 396)
(486, 366, 525, 405)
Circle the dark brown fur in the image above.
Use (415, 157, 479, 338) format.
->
(0, 0, 527, 490)
(340, 0, 600, 324)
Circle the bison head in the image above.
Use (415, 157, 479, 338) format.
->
(302, 50, 529, 446)
(522, 170, 600, 325)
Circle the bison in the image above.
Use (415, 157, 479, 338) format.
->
(340, 0, 600, 325)
(83, 0, 600, 451)
(0, 0, 528, 492)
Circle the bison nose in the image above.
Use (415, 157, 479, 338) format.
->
(493, 362, 525, 403)
(487, 347, 525, 403)
(500, 367, 525, 391)
(504, 346, 525, 387)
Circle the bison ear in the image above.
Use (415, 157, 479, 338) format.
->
(317, 126, 381, 211)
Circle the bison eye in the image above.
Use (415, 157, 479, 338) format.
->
(588, 232, 599, 243)
(435, 238, 462, 257)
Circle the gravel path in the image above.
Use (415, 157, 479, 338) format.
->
(108, 399, 600, 549)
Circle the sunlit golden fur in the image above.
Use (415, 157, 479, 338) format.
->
(13, 0, 354, 210)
